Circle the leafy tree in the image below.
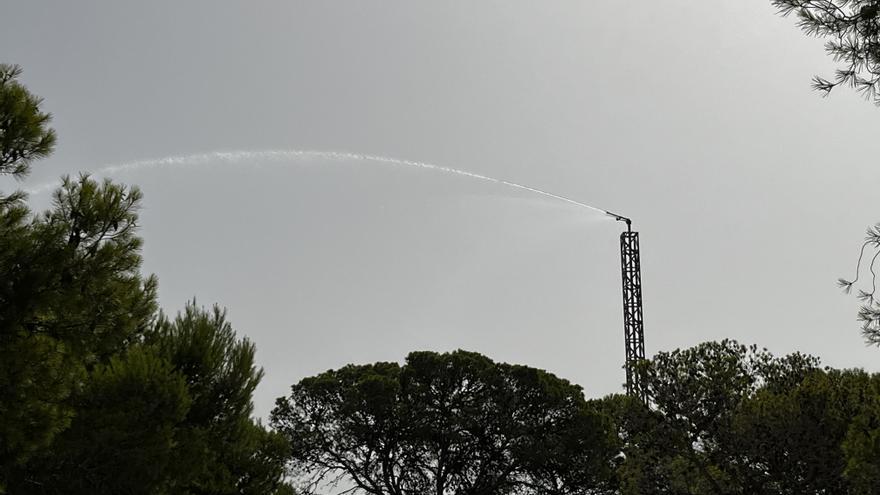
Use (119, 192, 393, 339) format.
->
(0, 63, 56, 204)
(612, 340, 821, 494)
(271, 350, 618, 495)
(607, 340, 880, 494)
(726, 368, 871, 494)
(771, 0, 880, 102)
(841, 372, 880, 493)
(0, 175, 157, 485)
(595, 393, 712, 495)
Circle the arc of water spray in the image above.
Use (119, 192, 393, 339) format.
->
(24, 149, 624, 220)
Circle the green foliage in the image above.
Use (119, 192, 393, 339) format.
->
(0, 64, 56, 203)
(726, 369, 868, 494)
(272, 349, 617, 495)
(0, 175, 156, 481)
(772, 0, 880, 103)
(1, 174, 157, 360)
(0, 65, 293, 494)
(841, 373, 880, 494)
(0, 332, 80, 476)
(605, 340, 880, 494)
(639, 340, 819, 441)
(149, 304, 263, 429)
(15, 347, 191, 494)
(0, 165, 285, 494)
(68, 347, 190, 493)
(148, 302, 290, 495)
(6, 302, 292, 495)
(43, 175, 158, 358)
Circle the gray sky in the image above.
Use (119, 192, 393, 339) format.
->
(5, 1, 880, 417)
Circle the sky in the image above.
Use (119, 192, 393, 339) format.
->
(4, 1, 880, 417)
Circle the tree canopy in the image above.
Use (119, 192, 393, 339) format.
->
(0, 174, 157, 480)
(145, 303, 291, 495)
(602, 339, 880, 494)
(271, 342, 880, 494)
(271, 350, 619, 495)
(0, 66, 291, 494)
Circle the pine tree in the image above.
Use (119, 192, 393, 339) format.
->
(772, 0, 880, 103)
(0, 64, 55, 205)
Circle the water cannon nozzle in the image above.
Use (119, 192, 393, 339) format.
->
(605, 211, 632, 231)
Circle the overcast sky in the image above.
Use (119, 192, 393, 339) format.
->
(5, 1, 880, 417)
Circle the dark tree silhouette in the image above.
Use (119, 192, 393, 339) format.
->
(271, 350, 619, 495)
(0, 64, 55, 204)
(837, 224, 880, 344)
(772, 0, 880, 102)
(600, 340, 880, 494)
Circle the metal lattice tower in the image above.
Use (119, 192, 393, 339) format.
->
(620, 228, 645, 401)
(607, 213, 646, 402)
